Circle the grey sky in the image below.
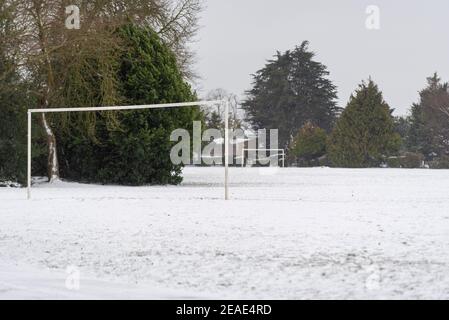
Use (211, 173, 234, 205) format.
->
(192, 0, 449, 115)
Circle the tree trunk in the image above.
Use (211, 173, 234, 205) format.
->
(33, 1, 60, 183)
(40, 113, 59, 182)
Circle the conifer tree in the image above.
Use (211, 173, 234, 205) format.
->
(406, 73, 449, 160)
(328, 79, 400, 167)
(57, 24, 202, 185)
(242, 41, 339, 149)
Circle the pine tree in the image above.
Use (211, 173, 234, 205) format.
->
(328, 79, 401, 168)
(242, 41, 339, 149)
(406, 102, 434, 158)
(406, 73, 449, 160)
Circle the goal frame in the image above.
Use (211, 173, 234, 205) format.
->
(241, 148, 285, 168)
(27, 100, 230, 200)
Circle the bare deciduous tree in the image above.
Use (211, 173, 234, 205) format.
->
(77, 0, 202, 79)
(205, 88, 246, 130)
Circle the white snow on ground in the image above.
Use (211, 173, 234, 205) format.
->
(1, 167, 449, 299)
(0, 262, 206, 300)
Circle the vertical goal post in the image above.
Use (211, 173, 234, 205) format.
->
(27, 100, 230, 200)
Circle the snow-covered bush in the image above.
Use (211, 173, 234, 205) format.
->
(0, 181, 22, 188)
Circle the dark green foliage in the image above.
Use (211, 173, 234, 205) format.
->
(0, 64, 46, 185)
(289, 122, 327, 166)
(242, 41, 339, 149)
(0, 4, 26, 184)
(0, 73, 27, 184)
(58, 24, 201, 185)
(406, 102, 434, 159)
(385, 157, 401, 168)
(406, 74, 449, 160)
(429, 155, 449, 169)
(393, 116, 410, 152)
(328, 80, 401, 168)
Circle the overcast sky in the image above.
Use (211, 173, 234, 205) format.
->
(192, 0, 449, 115)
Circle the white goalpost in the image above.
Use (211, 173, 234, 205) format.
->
(241, 148, 285, 168)
(27, 100, 230, 200)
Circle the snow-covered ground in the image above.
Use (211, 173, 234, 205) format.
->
(1, 167, 449, 299)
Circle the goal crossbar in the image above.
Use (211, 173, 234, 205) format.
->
(27, 100, 230, 200)
(28, 100, 223, 114)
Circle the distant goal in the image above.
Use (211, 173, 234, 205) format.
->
(241, 149, 285, 168)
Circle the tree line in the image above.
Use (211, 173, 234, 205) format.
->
(242, 42, 449, 169)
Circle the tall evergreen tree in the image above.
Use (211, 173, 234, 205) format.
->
(242, 41, 339, 149)
(406, 73, 449, 159)
(406, 103, 434, 158)
(328, 79, 400, 168)
(57, 24, 201, 185)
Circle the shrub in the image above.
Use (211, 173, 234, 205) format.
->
(386, 157, 401, 168)
(400, 152, 425, 168)
(290, 122, 327, 166)
(429, 155, 449, 169)
(386, 153, 424, 168)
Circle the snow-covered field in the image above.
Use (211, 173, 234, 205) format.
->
(1, 167, 449, 299)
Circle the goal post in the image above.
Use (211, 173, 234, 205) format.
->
(27, 100, 230, 200)
(241, 148, 285, 168)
